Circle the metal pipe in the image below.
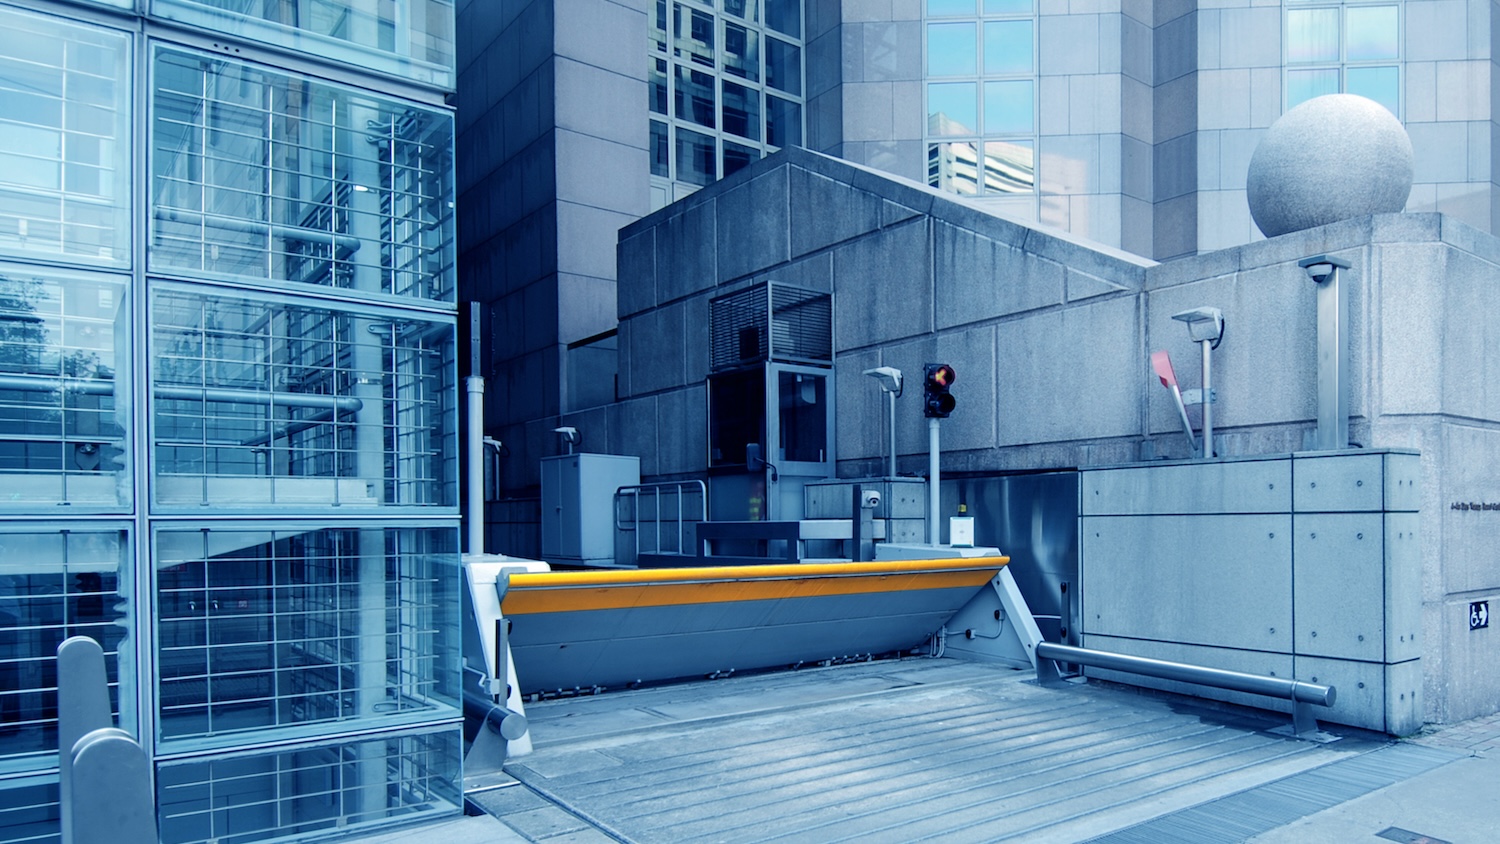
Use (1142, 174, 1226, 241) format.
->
(1035, 642, 1335, 706)
(1200, 339, 1213, 458)
(887, 389, 897, 477)
(928, 416, 940, 544)
(466, 376, 485, 556)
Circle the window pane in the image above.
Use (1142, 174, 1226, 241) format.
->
(766, 95, 802, 148)
(927, 23, 977, 76)
(1346, 6, 1398, 61)
(152, 0, 455, 87)
(765, 0, 800, 38)
(928, 0, 976, 15)
(0, 266, 131, 511)
(1347, 65, 1399, 115)
(724, 22, 760, 82)
(984, 80, 1033, 134)
(676, 127, 717, 185)
(724, 140, 759, 177)
(156, 728, 460, 842)
(722, 81, 762, 141)
(651, 120, 670, 177)
(652, 0, 668, 51)
(1287, 67, 1339, 109)
(984, 0, 1032, 13)
(151, 286, 457, 510)
(928, 141, 981, 195)
(1288, 8, 1339, 63)
(724, 0, 759, 22)
(0, 528, 133, 768)
(154, 525, 459, 745)
(765, 37, 801, 95)
(674, 4, 715, 67)
(0, 7, 131, 267)
(650, 57, 668, 114)
(675, 64, 717, 128)
(983, 20, 1032, 75)
(928, 82, 978, 135)
(983, 139, 1034, 193)
(150, 49, 456, 302)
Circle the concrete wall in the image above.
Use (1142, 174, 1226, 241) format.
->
(1080, 452, 1423, 735)
(613, 147, 1500, 724)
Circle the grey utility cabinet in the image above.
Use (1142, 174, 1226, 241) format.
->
(541, 453, 641, 566)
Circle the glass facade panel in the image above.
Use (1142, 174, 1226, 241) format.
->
(984, 0, 1032, 13)
(724, 0, 759, 22)
(766, 95, 802, 148)
(983, 139, 1034, 193)
(154, 525, 459, 746)
(156, 727, 461, 843)
(674, 3, 715, 67)
(650, 58, 668, 113)
(1288, 8, 1340, 63)
(150, 48, 456, 303)
(0, 7, 131, 267)
(928, 82, 978, 135)
(928, 141, 981, 195)
(651, 120, 670, 177)
(1346, 5, 1398, 61)
(1287, 67, 1340, 108)
(1347, 65, 1399, 114)
(764, 0, 800, 37)
(150, 286, 457, 510)
(0, 528, 133, 772)
(928, 23, 978, 76)
(675, 64, 717, 128)
(723, 81, 761, 140)
(0, 265, 131, 511)
(724, 139, 758, 177)
(984, 79, 1033, 134)
(983, 20, 1032, 74)
(724, 22, 759, 81)
(676, 127, 717, 186)
(151, 0, 456, 89)
(765, 37, 801, 95)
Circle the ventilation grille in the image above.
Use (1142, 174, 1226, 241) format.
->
(710, 283, 832, 371)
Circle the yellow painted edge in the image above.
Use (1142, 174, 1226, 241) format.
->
(502, 565, 1005, 615)
(506, 556, 1009, 590)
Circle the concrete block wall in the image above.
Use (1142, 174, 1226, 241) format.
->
(1079, 452, 1423, 735)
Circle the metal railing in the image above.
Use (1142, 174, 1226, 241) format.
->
(615, 481, 708, 561)
(1035, 641, 1336, 737)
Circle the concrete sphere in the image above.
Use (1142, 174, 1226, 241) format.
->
(1246, 94, 1413, 238)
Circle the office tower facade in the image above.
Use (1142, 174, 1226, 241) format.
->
(0, 2, 464, 842)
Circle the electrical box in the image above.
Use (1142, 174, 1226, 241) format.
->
(541, 453, 640, 566)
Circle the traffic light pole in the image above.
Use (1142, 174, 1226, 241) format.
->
(928, 416, 940, 545)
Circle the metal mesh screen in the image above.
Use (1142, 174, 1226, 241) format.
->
(709, 283, 831, 371)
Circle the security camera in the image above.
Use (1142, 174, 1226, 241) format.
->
(1304, 262, 1335, 284)
(861, 489, 882, 509)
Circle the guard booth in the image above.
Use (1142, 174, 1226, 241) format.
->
(706, 282, 834, 523)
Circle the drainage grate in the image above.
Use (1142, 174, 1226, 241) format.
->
(1084, 743, 1461, 844)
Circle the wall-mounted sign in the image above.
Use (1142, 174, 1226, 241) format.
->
(1472, 601, 1490, 631)
(1450, 502, 1500, 511)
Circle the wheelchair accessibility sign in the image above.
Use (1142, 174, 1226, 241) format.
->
(1472, 601, 1490, 630)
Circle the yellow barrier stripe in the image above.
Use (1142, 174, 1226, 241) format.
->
(501, 561, 1007, 615)
(505, 557, 1009, 590)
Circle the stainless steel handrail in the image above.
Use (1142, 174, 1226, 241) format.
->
(1035, 641, 1336, 736)
(615, 480, 707, 559)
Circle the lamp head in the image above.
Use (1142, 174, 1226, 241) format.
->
(1171, 307, 1225, 344)
(862, 366, 903, 394)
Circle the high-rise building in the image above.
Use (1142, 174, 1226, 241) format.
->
(459, 0, 1493, 545)
(0, 2, 464, 842)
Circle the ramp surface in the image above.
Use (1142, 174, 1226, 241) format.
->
(473, 658, 1428, 843)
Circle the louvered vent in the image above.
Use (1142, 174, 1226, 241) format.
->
(710, 283, 832, 371)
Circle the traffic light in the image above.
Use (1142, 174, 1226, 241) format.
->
(923, 363, 956, 418)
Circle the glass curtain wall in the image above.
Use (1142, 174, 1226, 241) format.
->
(648, 0, 806, 210)
(151, 0, 457, 89)
(0, 4, 462, 841)
(1286, 1, 1400, 115)
(924, 0, 1037, 202)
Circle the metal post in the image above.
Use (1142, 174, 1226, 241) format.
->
(887, 389, 898, 477)
(466, 376, 485, 556)
(1299, 256, 1351, 450)
(928, 417, 940, 545)
(1200, 339, 1213, 458)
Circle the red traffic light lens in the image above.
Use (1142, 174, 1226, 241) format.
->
(926, 364, 956, 387)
